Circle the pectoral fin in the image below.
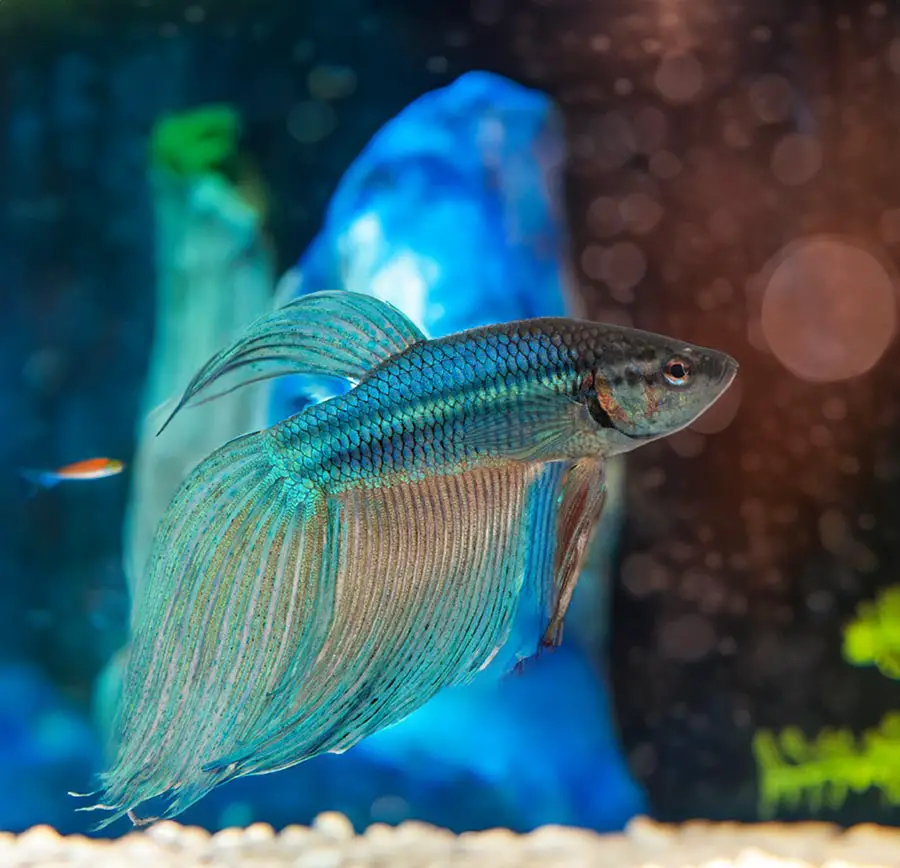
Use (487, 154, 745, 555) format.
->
(543, 456, 607, 648)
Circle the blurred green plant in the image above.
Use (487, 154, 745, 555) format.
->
(149, 104, 269, 221)
(843, 585, 900, 680)
(753, 587, 900, 815)
(753, 714, 900, 815)
(150, 104, 242, 179)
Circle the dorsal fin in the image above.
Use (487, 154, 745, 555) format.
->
(157, 290, 426, 434)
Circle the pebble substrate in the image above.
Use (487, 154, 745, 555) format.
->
(3, 812, 900, 867)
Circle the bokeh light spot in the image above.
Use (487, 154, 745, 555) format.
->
(654, 52, 703, 104)
(649, 150, 682, 179)
(587, 196, 623, 238)
(308, 65, 357, 100)
(590, 112, 636, 171)
(760, 236, 898, 382)
(771, 134, 822, 186)
(288, 100, 337, 144)
(619, 192, 663, 234)
(658, 614, 717, 662)
(600, 241, 647, 299)
(748, 74, 793, 124)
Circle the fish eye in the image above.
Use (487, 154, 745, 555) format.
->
(663, 357, 691, 387)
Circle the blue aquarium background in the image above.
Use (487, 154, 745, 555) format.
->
(3, 0, 900, 839)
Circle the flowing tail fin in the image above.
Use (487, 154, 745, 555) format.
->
(83, 428, 334, 828)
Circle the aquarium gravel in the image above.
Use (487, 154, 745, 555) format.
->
(3, 813, 900, 867)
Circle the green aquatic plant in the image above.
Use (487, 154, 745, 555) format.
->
(753, 714, 900, 815)
(843, 585, 900, 679)
(754, 585, 900, 815)
(150, 105, 242, 179)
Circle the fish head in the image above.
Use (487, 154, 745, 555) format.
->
(579, 324, 738, 454)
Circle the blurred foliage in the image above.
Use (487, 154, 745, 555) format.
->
(151, 105, 242, 179)
(754, 714, 900, 815)
(150, 104, 270, 221)
(754, 588, 900, 815)
(843, 586, 900, 680)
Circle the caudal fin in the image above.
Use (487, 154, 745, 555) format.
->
(18, 469, 56, 498)
(85, 428, 333, 827)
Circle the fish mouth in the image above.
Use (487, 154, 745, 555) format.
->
(717, 354, 739, 390)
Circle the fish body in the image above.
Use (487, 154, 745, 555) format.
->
(269, 319, 729, 487)
(21, 457, 124, 491)
(90, 291, 736, 826)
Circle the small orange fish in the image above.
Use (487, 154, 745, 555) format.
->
(21, 457, 125, 491)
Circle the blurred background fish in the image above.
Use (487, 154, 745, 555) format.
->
(21, 458, 125, 492)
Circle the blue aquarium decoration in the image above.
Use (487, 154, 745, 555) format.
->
(270, 69, 579, 414)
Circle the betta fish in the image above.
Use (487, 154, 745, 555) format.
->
(84, 290, 737, 826)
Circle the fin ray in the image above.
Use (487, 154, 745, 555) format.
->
(158, 291, 426, 434)
(92, 450, 607, 823)
(90, 430, 336, 827)
(543, 457, 607, 647)
(200, 463, 541, 777)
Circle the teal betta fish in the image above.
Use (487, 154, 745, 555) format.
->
(85, 291, 737, 826)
